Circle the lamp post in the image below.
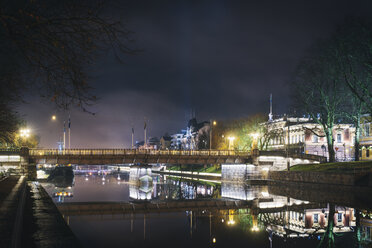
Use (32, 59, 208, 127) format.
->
(20, 128, 30, 146)
(209, 120, 217, 150)
(250, 133, 259, 150)
(228, 136, 235, 150)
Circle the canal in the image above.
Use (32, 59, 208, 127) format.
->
(40, 169, 372, 248)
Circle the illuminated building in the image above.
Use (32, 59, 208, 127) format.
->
(360, 114, 372, 161)
(263, 116, 355, 161)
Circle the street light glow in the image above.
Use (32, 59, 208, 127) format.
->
(20, 128, 30, 138)
(213, 120, 217, 126)
(51, 115, 57, 121)
(251, 133, 260, 139)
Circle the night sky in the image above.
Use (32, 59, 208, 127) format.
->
(19, 0, 372, 148)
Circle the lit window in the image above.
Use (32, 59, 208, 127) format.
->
(337, 134, 342, 143)
(365, 124, 370, 137)
(314, 214, 319, 223)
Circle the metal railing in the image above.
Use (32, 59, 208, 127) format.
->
(0, 148, 21, 155)
(29, 149, 250, 157)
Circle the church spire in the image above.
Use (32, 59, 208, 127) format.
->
(268, 93, 273, 121)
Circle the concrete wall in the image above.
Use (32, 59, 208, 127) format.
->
(221, 164, 259, 182)
(269, 171, 372, 187)
(256, 155, 316, 171)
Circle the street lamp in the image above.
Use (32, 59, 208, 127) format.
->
(51, 115, 57, 121)
(20, 129, 30, 138)
(250, 133, 259, 150)
(210, 120, 217, 150)
(227, 136, 235, 150)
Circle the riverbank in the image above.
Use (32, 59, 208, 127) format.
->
(290, 160, 372, 172)
(23, 181, 81, 247)
(0, 176, 25, 247)
(0, 175, 80, 247)
(269, 161, 372, 187)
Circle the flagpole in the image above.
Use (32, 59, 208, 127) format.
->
(131, 128, 134, 149)
(63, 121, 66, 150)
(144, 119, 147, 148)
(68, 114, 71, 149)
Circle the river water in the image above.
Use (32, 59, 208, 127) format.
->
(41, 170, 372, 248)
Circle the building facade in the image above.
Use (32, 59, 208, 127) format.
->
(170, 118, 210, 150)
(265, 116, 355, 161)
(360, 114, 372, 161)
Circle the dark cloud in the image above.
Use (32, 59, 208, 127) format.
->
(19, 0, 372, 148)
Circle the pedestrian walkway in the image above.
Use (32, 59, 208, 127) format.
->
(26, 182, 81, 247)
(0, 176, 25, 247)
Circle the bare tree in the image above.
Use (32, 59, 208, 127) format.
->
(0, 0, 136, 111)
(0, 0, 136, 144)
(292, 43, 346, 162)
(0, 102, 19, 145)
(332, 18, 372, 115)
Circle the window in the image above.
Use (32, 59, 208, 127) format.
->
(337, 134, 342, 143)
(367, 149, 370, 158)
(338, 213, 342, 222)
(314, 214, 319, 223)
(313, 135, 318, 143)
(302, 135, 305, 142)
(365, 124, 370, 137)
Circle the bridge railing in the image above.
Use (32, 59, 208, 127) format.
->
(29, 149, 250, 157)
(0, 148, 21, 155)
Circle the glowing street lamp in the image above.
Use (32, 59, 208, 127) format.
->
(250, 133, 260, 150)
(20, 128, 30, 138)
(227, 136, 235, 150)
(210, 120, 217, 150)
(51, 115, 57, 121)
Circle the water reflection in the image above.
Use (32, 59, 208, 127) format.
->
(40, 169, 372, 248)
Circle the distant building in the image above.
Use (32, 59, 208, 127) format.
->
(360, 114, 372, 161)
(171, 130, 186, 149)
(147, 137, 160, 149)
(134, 140, 144, 149)
(135, 137, 159, 149)
(170, 118, 210, 150)
(264, 116, 355, 161)
(160, 135, 172, 150)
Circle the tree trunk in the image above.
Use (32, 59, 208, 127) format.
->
(354, 126, 360, 161)
(354, 115, 361, 161)
(326, 128, 335, 162)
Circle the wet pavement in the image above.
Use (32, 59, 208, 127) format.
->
(22, 182, 80, 247)
(0, 176, 24, 247)
(0, 175, 80, 248)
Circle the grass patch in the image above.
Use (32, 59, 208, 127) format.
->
(290, 160, 372, 172)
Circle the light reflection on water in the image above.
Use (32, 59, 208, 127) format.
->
(41, 171, 372, 248)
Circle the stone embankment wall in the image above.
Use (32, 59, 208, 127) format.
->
(269, 171, 372, 187)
